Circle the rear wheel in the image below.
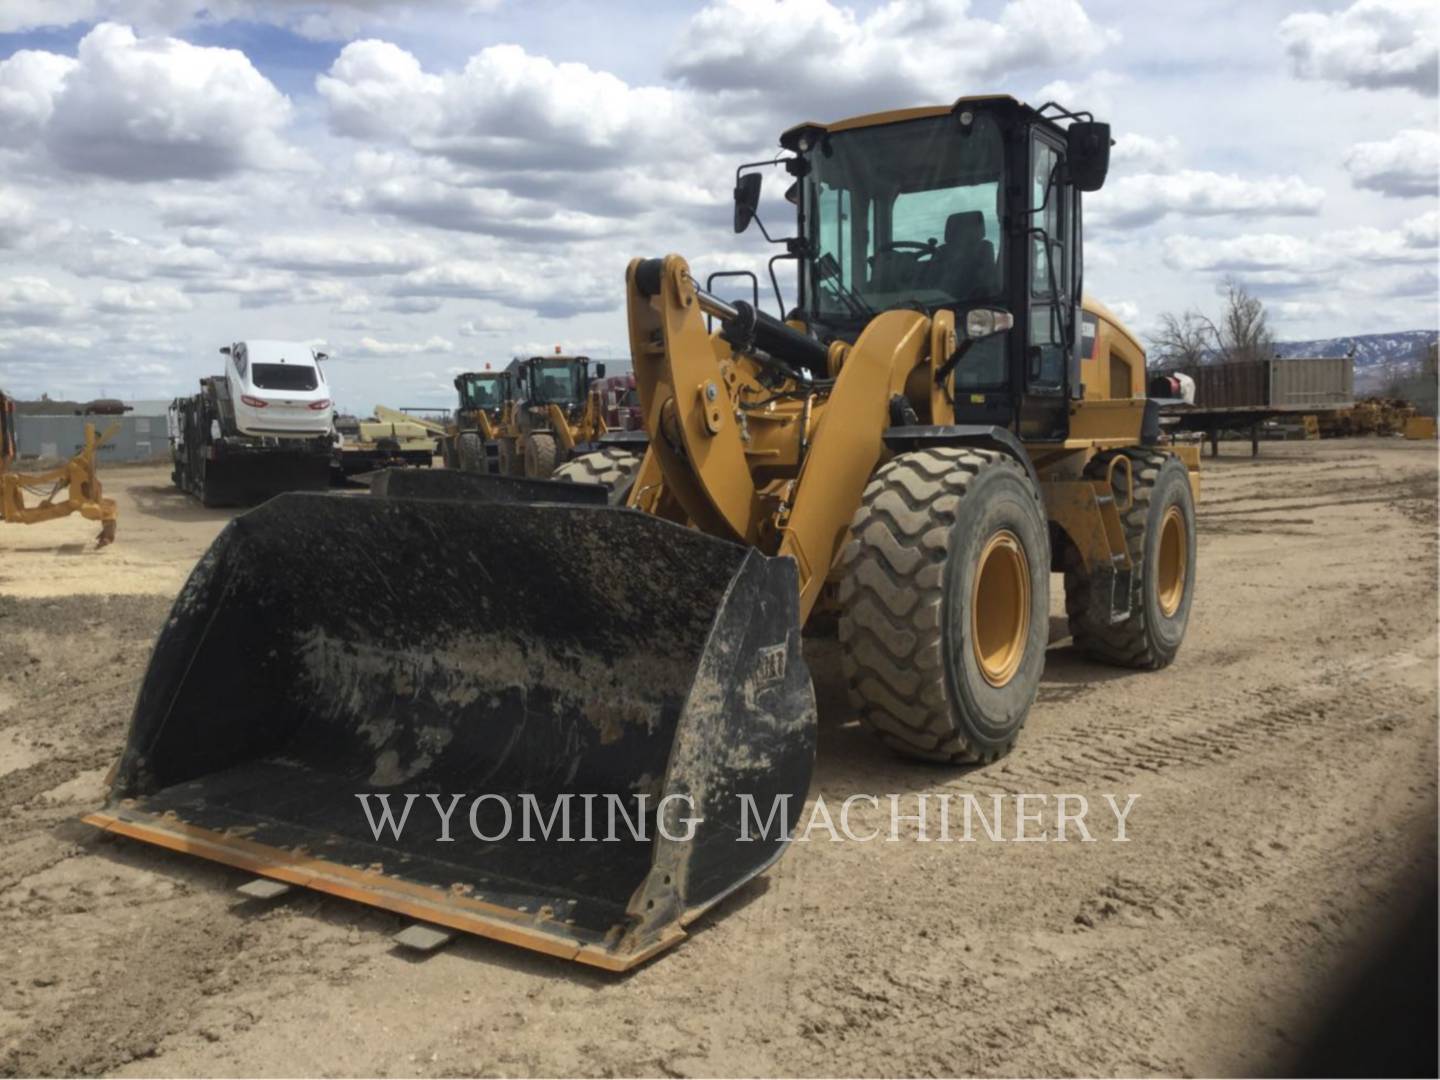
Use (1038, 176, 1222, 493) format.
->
(456, 432, 485, 473)
(1065, 449, 1196, 668)
(553, 448, 641, 505)
(524, 432, 557, 478)
(837, 447, 1050, 764)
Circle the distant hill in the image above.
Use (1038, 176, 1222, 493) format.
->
(1274, 330, 1437, 394)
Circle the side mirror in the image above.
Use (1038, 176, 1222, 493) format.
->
(733, 173, 762, 234)
(594, 363, 606, 378)
(964, 308, 1015, 340)
(219, 346, 231, 356)
(314, 351, 328, 362)
(1067, 121, 1111, 193)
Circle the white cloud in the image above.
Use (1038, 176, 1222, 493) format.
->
(0, 2, 102, 34)
(0, 1, 492, 39)
(1162, 215, 1438, 288)
(1280, 0, 1438, 97)
(0, 49, 75, 145)
(347, 335, 455, 357)
(1344, 128, 1440, 197)
(1403, 209, 1439, 248)
(14, 23, 296, 181)
(1091, 171, 1325, 229)
(336, 163, 622, 241)
(390, 258, 617, 319)
(0, 187, 35, 248)
(245, 235, 436, 276)
(317, 38, 445, 139)
(1035, 71, 1125, 116)
(96, 283, 194, 314)
(0, 275, 81, 325)
(1109, 132, 1181, 175)
(667, 0, 1118, 119)
(458, 314, 518, 336)
(319, 41, 701, 171)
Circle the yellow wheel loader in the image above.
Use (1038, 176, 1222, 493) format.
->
(446, 368, 513, 473)
(88, 96, 1197, 970)
(496, 353, 613, 478)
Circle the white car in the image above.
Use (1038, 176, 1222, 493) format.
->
(220, 340, 333, 438)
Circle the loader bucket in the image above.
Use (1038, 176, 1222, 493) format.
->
(85, 492, 815, 971)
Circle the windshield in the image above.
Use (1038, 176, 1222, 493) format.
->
(531, 360, 584, 404)
(459, 374, 506, 409)
(804, 113, 1005, 323)
(251, 362, 319, 392)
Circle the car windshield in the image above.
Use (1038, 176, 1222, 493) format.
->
(804, 113, 1005, 323)
(251, 362, 319, 392)
(460, 375, 505, 409)
(532, 361, 583, 403)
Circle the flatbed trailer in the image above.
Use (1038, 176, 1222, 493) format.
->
(1161, 402, 1353, 457)
(171, 379, 332, 506)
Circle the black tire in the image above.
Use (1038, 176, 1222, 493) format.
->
(1065, 450, 1195, 669)
(553, 448, 641, 505)
(523, 432, 557, 478)
(456, 432, 485, 473)
(837, 447, 1050, 764)
(497, 438, 523, 477)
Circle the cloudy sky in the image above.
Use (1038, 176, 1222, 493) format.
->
(0, 0, 1435, 411)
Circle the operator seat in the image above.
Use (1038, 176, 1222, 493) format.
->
(930, 211, 995, 300)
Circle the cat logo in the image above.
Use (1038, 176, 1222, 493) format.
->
(744, 643, 788, 706)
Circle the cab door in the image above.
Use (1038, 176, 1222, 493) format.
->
(1018, 130, 1074, 441)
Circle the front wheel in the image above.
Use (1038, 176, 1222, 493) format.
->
(456, 432, 485, 473)
(523, 432, 557, 478)
(837, 447, 1050, 764)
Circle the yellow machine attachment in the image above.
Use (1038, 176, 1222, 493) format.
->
(0, 412, 119, 546)
(91, 95, 1197, 971)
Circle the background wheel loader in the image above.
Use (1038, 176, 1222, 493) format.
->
(446, 368, 513, 473)
(494, 352, 611, 478)
(89, 95, 1198, 971)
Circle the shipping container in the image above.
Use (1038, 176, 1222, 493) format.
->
(1271, 357, 1353, 406)
(1182, 357, 1353, 409)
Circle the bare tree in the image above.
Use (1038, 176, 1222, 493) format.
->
(1200, 277, 1275, 364)
(1147, 310, 1211, 371)
(1153, 276, 1276, 368)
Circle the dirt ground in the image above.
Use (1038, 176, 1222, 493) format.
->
(1, 439, 1435, 1078)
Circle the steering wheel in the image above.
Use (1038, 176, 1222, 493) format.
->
(877, 241, 937, 257)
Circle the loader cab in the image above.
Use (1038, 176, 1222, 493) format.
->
(767, 97, 1109, 441)
(515, 355, 600, 411)
(454, 371, 511, 417)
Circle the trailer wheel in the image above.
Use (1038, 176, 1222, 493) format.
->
(837, 447, 1049, 764)
(553, 448, 641, 505)
(1065, 450, 1195, 668)
(523, 432, 557, 478)
(456, 432, 485, 473)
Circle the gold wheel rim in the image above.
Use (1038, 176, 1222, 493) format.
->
(1157, 504, 1187, 618)
(971, 529, 1030, 688)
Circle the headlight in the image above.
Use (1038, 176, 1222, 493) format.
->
(965, 308, 1015, 339)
